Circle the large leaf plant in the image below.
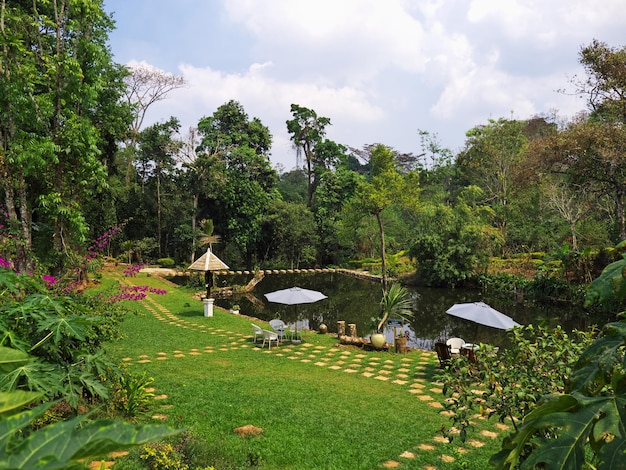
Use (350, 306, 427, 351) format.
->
(0, 346, 179, 470)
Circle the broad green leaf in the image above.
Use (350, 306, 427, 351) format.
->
(585, 254, 626, 306)
(3, 416, 180, 469)
(0, 401, 52, 448)
(493, 393, 626, 470)
(569, 321, 626, 393)
(0, 347, 31, 373)
(0, 390, 42, 417)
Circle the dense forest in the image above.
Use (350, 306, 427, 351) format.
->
(2, 1, 626, 290)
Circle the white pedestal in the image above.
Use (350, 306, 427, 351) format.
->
(203, 298, 214, 317)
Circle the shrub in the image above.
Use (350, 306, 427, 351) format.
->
(438, 324, 597, 444)
(157, 258, 176, 268)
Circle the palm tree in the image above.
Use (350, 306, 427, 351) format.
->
(197, 219, 221, 250)
(376, 283, 414, 333)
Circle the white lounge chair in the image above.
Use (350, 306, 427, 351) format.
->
(446, 337, 465, 355)
(262, 329, 279, 349)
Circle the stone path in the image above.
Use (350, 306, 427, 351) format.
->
(110, 290, 510, 469)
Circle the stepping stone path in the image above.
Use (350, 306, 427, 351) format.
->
(108, 282, 511, 469)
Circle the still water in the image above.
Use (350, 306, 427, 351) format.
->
(203, 271, 599, 350)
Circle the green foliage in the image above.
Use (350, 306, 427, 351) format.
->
(157, 258, 176, 268)
(410, 191, 501, 287)
(112, 371, 156, 419)
(0, 0, 130, 272)
(439, 325, 596, 443)
(490, 320, 626, 470)
(585, 252, 626, 307)
(140, 442, 189, 470)
(488, 250, 626, 469)
(0, 268, 124, 409)
(375, 283, 414, 333)
(0, 345, 179, 470)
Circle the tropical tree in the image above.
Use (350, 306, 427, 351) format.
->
(532, 40, 626, 241)
(196, 101, 278, 268)
(353, 144, 420, 290)
(409, 185, 502, 287)
(136, 117, 182, 257)
(0, 0, 130, 272)
(121, 62, 186, 186)
(260, 200, 318, 268)
(286, 104, 331, 206)
(456, 118, 529, 247)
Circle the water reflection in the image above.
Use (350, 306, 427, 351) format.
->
(199, 272, 598, 350)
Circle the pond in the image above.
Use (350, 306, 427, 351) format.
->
(183, 271, 605, 351)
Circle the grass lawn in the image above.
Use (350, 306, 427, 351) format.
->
(99, 268, 510, 469)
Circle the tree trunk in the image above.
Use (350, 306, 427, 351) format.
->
(190, 193, 198, 263)
(376, 210, 387, 291)
(157, 172, 162, 257)
(616, 188, 626, 241)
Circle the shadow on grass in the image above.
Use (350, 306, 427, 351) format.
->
(419, 362, 441, 382)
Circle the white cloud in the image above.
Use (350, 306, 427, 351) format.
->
(107, 0, 625, 166)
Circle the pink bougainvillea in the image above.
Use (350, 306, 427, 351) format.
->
(106, 284, 167, 303)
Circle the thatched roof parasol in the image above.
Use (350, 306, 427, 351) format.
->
(188, 248, 229, 272)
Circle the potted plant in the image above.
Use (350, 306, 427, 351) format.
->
(230, 304, 240, 314)
(370, 283, 413, 349)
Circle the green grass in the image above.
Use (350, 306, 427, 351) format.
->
(101, 269, 507, 469)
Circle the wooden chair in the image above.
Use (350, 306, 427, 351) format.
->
(435, 342, 452, 368)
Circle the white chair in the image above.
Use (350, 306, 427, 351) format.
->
(262, 329, 279, 349)
(269, 319, 287, 342)
(251, 323, 263, 343)
(446, 337, 465, 355)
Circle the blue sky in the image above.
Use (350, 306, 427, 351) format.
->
(103, 0, 625, 170)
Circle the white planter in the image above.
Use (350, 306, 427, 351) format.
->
(370, 333, 386, 349)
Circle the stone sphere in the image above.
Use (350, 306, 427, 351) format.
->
(319, 323, 328, 334)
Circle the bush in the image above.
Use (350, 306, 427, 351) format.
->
(157, 258, 175, 268)
(438, 324, 597, 445)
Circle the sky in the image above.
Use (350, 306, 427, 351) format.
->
(102, 0, 625, 171)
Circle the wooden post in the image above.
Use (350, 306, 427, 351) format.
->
(348, 323, 357, 339)
(337, 321, 345, 337)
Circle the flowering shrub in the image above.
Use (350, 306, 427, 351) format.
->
(86, 225, 121, 261)
(42, 275, 58, 288)
(107, 285, 167, 303)
(123, 263, 145, 277)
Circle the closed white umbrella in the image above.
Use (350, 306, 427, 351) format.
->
(265, 287, 327, 341)
(446, 301, 520, 330)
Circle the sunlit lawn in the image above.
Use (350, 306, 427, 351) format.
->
(100, 268, 506, 469)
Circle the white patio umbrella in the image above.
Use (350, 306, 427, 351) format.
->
(446, 301, 520, 330)
(264, 287, 327, 341)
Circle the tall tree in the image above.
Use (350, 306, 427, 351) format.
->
(286, 104, 331, 206)
(456, 118, 528, 245)
(121, 63, 185, 186)
(354, 144, 420, 290)
(136, 117, 181, 257)
(0, 0, 128, 272)
(196, 101, 277, 268)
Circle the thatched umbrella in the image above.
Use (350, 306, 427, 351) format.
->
(187, 248, 229, 298)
